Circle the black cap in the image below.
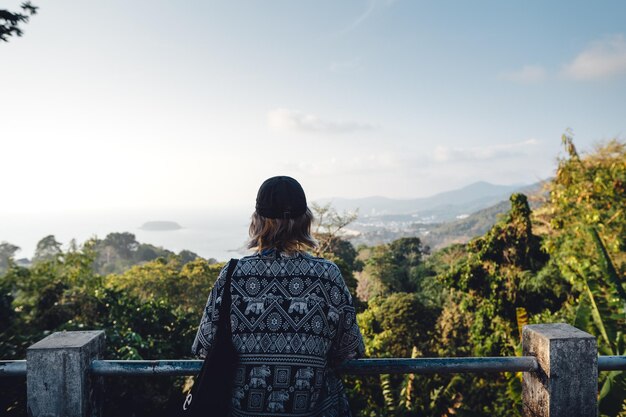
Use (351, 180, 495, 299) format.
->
(255, 176, 307, 219)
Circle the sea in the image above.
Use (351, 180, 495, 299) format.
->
(0, 208, 254, 262)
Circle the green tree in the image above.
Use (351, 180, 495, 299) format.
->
(102, 232, 139, 259)
(0, 2, 38, 42)
(311, 202, 361, 300)
(1, 239, 214, 416)
(540, 137, 626, 353)
(93, 233, 175, 274)
(537, 136, 626, 415)
(431, 193, 569, 416)
(178, 249, 200, 264)
(311, 202, 358, 256)
(32, 235, 62, 264)
(358, 237, 429, 299)
(105, 257, 223, 314)
(0, 242, 20, 274)
(355, 292, 438, 416)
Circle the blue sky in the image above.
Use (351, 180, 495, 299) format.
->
(1, 0, 625, 212)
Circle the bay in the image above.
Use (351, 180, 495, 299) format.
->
(0, 208, 254, 262)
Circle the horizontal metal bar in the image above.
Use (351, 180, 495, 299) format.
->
(6, 355, 624, 378)
(0, 360, 27, 377)
(90, 356, 539, 377)
(598, 356, 626, 371)
(91, 360, 202, 376)
(338, 357, 539, 375)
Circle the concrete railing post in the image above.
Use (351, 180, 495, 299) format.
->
(26, 330, 105, 417)
(522, 323, 597, 417)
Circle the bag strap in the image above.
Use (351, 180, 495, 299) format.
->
(220, 258, 238, 333)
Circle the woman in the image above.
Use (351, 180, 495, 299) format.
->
(192, 176, 365, 416)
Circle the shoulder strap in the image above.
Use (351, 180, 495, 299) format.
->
(220, 258, 239, 333)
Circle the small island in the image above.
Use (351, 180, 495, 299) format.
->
(139, 221, 183, 231)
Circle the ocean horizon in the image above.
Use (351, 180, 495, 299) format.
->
(0, 208, 254, 263)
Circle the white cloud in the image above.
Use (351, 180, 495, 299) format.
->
(432, 139, 539, 163)
(562, 35, 626, 80)
(500, 65, 547, 83)
(267, 108, 375, 134)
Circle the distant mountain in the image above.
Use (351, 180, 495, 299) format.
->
(422, 200, 511, 250)
(316, 181, 542, 222)
(337, 181, 548, 249)
(421, 183, 546, 249)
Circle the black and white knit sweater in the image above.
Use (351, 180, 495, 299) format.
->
(191, 250, 365, 417)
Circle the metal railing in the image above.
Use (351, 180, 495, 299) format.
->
(0, 359, 26, 377)
(89, 356, 540, 376)
(0, 324, 621, 417)
(4, 354, 626, 378)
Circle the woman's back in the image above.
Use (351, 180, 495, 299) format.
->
(192, 249, 364, 416)
(192, 176, 364, 416)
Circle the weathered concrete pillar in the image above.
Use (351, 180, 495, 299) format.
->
(522, 323, 597, 417)
(27, 330, 105, 417)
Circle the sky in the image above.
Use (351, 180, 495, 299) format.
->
(2, 0, 626, 213)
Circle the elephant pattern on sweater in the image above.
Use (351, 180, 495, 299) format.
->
(294, 367, 315, 389)
(267, 390, 290, 413)
(249, 365, 271, 388)
(244, 296, 266, 315)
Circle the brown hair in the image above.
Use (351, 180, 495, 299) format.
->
(248, 208, 318, 253)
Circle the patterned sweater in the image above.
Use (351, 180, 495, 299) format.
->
(191, 250, 365, 417)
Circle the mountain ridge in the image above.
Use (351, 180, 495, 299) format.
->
(315, 180, 542, 221)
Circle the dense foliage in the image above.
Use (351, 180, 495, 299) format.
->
(0, 236, 221, 416)
(1, 138, 625, 416)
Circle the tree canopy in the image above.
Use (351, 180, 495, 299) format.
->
(0, 2, 38, 42)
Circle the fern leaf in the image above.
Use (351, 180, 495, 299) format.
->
(380, 374, 395, 413)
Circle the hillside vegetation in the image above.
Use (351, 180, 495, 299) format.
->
(1, 137, 625, 416)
